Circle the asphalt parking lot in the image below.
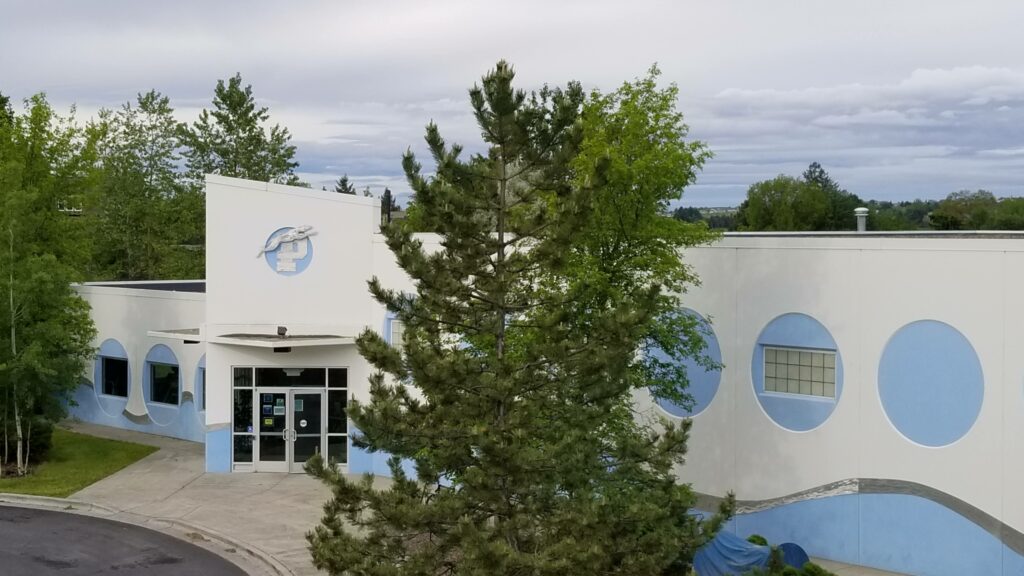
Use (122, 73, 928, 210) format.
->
(0, 505, 246, 575)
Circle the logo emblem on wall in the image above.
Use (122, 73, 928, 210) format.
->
(258, 225, 316, 275)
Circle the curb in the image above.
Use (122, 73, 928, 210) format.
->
(0, 493, 295, 576)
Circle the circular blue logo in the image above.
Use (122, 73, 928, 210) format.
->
(259, 226, 315, 276)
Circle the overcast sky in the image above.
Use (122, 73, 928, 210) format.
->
(4, 0, 1024, 206)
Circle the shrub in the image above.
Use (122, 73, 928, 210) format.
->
(2, 418, 55, 465)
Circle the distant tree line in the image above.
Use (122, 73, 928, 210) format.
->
(0, 75, 317, 475)
(673, 162, 1024, 232)
(0, 74, 378, 283)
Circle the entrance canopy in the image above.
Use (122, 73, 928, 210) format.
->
(147, 328, 356, 348)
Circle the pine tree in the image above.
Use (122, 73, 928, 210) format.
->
(179, 73, 299, 188)
(306, 62, 731, 576)
(334, 174, 357, 195)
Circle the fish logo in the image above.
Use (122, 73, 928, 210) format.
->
(260, 225, 316, 275)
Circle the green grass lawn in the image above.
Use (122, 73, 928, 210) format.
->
(0, 427, 158, 497)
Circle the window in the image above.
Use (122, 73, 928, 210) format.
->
(390, 319, 404, 346)
(199, 367, 206, 411)
(233, 368, 254, 465)
(255, 367, 326, 387)
(764, 346, 835, 398)
(101, 357, 129, 397)
(150, 363, 180, 405)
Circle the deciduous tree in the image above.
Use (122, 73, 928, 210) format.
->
(0, 95, 97, 475)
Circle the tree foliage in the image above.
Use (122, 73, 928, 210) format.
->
(179, 73, 299, 188)
(0, 95, 97, 475)
(306, 62, 730, 576)
(89, 90, 201, 280)
(334, 174, 357, 195)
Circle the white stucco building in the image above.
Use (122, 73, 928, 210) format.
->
(70, 176, 1024, 575)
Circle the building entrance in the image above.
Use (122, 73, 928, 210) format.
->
(255, 388, 324, 473)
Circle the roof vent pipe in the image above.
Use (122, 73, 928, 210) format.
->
(855, 207, 869, 232)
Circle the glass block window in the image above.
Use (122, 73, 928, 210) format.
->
(390, 319, 404, 346)
(764, 346, 836, 398)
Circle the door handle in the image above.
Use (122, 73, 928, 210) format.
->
(282, 428, 291, 441)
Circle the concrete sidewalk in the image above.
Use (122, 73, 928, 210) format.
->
(54, 421, 901, 576)
(64, 421, 329, 575)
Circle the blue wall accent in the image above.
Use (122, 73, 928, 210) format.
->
(348, 426, 417, 479)
(93, 338, 130, 416)
(205, 428, 232, 473)
(727, 492, 1022, 576)
(70, 340, 206, 443)
(263, 226, 314, 276)
(750, 313, 843, 432)
(878, 320, 984, 447)
(654, 309, 723, 417)
(384, 311, 398, 344)
(142, 344, 180, 427)
(195, 354, 207, 414)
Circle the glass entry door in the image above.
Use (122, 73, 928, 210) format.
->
(290, 390, 323, 473)
(255, 388, 324, 473)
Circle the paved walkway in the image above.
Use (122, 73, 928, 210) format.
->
(63, 421, 328, 575)
(43, 422, 901, 576)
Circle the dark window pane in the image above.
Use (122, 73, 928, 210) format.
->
(328, 368, 347, 388)
(293, 435, 321, 465)
(102, 357, 129, 397)
(233, 367, 253, 388)
(328, 391, 347, 434)
(327, 436, 347, 465)
(259, 434, 286, 462)
(233, 389, 253, 432)
(294, 393, 322, 433)
(233, 435, 253, 463)
(199, 368, 206, 411)
(150, 363, 179, 405)
(256, 367, 325, 387)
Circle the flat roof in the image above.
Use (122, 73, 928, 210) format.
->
(87, 281, 206, 293)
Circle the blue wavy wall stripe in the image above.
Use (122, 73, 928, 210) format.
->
(70, 378, 206, 443)
(878, 320, 984, 447)
(750, 313, 843, 432)
(654, 309, 723, 418)
(727, 492, 1022, 576)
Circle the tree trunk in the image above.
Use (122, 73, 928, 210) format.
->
(23, 418, 31, 471)
(8, 226, 23, 475)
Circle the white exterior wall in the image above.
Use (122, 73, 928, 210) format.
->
(70, 284, 206, 441)
(71, 177, 1024, 574)
(641, 235, 1024, 574)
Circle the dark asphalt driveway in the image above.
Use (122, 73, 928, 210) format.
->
(0, 505, 246, 575)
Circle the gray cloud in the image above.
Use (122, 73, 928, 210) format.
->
(5, 1, 1024, 206)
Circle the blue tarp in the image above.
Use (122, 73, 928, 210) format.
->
(693, 532, 810, 576)
(694, 531, 771, 575)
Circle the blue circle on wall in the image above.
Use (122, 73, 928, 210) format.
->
(878, 320, 983, 447)
(261, 226, 314, 276)
(751, 313, 843, 432)
(654, 309, 722, 418)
